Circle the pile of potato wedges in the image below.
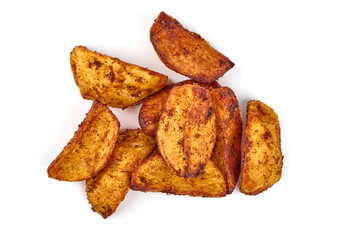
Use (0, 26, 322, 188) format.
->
(47, 11, 283, 219)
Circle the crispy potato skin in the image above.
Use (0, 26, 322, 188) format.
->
(240, 100, 283, 195)
(138, 85, 173, 137)
(139, 80, 221, 137)
(47, 101, 120, 181)
(70, 46, 168, 108)
(87, 172, 131, 219)
(86, 129, 156, 219)
(150, 12, 234, 83)
(211, 87, 243, 194)
(140, 85, 242, 193)
(156, 85, 216, 178)
(131, 152, 226, 197)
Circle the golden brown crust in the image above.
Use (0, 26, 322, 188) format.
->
(139, 80, 221, 137)
(131, 152, 226, 197)
(138, 85, 174, 137)
(86, 129, 156, 218)
(87, 172, 131, 219)
(150, 12, 234, 83)
(240, 100, 283, 195)
(210, 87, 243, 194)
(70, 46, 168, 108)
(156, 85, 216, 177)
(47, 101, 120, 181)
(140, 84, 242, 193)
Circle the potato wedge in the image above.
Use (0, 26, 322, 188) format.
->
(88, 171, 131, 218)
(156, 84, 216, 177)
(240, 100, 283, 195)
(47, 101, 120, 181)
(86, 129, 156, 219)
(140, 85, 242, 193)
(210, 87, 243, 194)
(139, 79, 221, 137)
(131, 152, 226, 197)
(150, 12, 234, 83)
(70, 46, 168, 108)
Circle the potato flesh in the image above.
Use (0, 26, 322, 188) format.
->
(70, 46, 167, 108)
(131, 152, 226, 197)
(240, 100, 283, 195)
(86, 129, 156, 218)
(47, 101, 120, 181)
(156, 85, 216, 177)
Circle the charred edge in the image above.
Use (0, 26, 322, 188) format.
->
(218, 57, 235, 70)
(158, 12, 177, 29)
(228, 60, 235, 68)
(219, 59, 227, 67)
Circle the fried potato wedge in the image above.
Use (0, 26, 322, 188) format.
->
(86, 129, 156, 218)
(240, 100, 283, 195)
(150, 12, 234, 83)
(131, 152, 226, 197)
(156, 84, 216, 177)
(211, 87, 243, 194)
(70, 46, 168, 108)
(140, 85, 242, 193)
(139, 79, 221, 137)
(88, 171, 131, 218)
(47, 101, 120, 181)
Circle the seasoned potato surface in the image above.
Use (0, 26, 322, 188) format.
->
(131, 152, 226, 197)
(156, 84, 216, 178)
(86, 129, 156, 218)
(139, 79, 220, 137)
(71, 46, 167, 108)
(47, 101, 120, 181)
(150, 12, 234, 83)
(240, 100, 283, 195)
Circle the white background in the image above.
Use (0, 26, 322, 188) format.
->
(1, 0, 359, 239)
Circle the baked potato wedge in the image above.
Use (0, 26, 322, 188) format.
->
(240, 100, 283, 195)
(70, 46, 168, 108)
(47, 101, 120, 181)
(150, 12, 234, 83)
(86, 129, 156, 219)
(156, 84, 216, 177)
(139, 79, 221, 137)
(140, 85, 242, 193)
(210, 87, 242, 194)
(131, 152, 226, 197)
